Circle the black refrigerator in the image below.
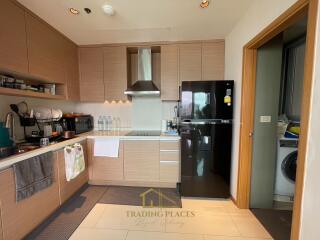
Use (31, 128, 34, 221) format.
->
(179, 81, 234, 198)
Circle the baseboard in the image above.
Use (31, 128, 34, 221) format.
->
(89, 179, 177, 188)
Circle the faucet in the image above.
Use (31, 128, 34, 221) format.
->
(5, 112, 15, 141)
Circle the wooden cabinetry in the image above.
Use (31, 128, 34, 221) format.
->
(202, 41, 225, 80)
(65, 41, 80, 101)
(161, 45, 179, 101)
(179, 43, 202, 82)
(124, 140, 159, 182)
(159, 140, 180, 183)
(56, 141, 89, 204)
(103, 47, 127, 101)
(89, 139, 124, 181)
(25, 13, 66, 83)
(0, 0, 28, 75)
(79, 47, 105, 102)
(0, 158, 60, 240)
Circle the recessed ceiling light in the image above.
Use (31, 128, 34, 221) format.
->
(84, 8, 92, 14)
(200, 0, 210, 8)
(69, 8, 80, 15)
(102, 4, 115, 16)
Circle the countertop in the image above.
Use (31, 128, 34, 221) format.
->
(0, 130, 180, 171)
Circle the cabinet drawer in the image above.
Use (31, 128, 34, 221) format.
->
(160, 161, 180, 183)
(160, 140, 180, 151)
(160, 151, 180, 162)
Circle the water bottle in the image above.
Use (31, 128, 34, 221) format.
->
(103, 116, 108, 131)
(116, 117, 121, 131)
(107, 116, 113, 131)
(98, 116, 104, 131)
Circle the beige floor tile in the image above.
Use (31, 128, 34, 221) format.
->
(79, 204, 107, 228)
(204, 235, 271, 240)
(69, 228, 127, 240)
(165, 209, 240, 236)
(182, 198, 235, 210)
(126, 231, 204, 240)
(231, 215, 272, 239)
(95, 204, 166, 232)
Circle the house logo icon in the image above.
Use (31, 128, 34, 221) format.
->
(139, 188, 178, 208)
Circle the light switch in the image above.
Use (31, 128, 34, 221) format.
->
(260, 116, 272, 123)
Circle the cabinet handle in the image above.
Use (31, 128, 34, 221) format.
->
(160, 161, 178, 164)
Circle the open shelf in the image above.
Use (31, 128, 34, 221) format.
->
(0, 87, 65, 100)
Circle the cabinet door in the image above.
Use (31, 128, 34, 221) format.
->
(179, 43, 202, 82)
(79, 47, 105, 102)
(57, 141, 89, 204)
(26, 13, 66, 83)
(202, 41, 225, 80)
(103, 47, 127, 101)
(65, 41, 80, 101)
(124, 140, 159, 181)
(0, 159, 60, 240)
(0, 0, 28, 74)
(161, 45, 179, 101)
(91, 140, 124, 181)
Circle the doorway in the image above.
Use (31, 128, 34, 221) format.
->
(236, 0, 318, 240)
(249, 19, 307, 240)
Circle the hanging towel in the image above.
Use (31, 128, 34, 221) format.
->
(64, 143, 85, 181)
(13, 152, 54, 202)
(94, 138, 120, 158)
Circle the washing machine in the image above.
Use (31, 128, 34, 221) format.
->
(274, 138, 298, 202)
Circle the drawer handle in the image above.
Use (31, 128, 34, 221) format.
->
(160, 160, 178, 164)
(160, 150, 179, 152)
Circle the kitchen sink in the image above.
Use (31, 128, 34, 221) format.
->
(16, 143, 40, 154)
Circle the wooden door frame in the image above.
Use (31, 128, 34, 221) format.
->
(236, 0, 318, 239)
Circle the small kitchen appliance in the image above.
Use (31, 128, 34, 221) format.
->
(60, 114, 94, 134)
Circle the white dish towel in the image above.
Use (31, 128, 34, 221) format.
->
(94, 138, 120, 158)
(64, 143, 85, 181)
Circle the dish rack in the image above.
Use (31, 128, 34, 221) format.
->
(19, 116, 63, 143)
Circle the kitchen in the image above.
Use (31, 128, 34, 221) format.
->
(0, 0, 319, 240)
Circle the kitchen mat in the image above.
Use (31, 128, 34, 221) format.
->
(25, 185, 108, 240)
(98, 186, 182, 208)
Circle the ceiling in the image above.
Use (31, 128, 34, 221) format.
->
(17, 0, 254, 45)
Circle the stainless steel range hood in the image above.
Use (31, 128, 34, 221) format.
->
(124, 48, 160, 96)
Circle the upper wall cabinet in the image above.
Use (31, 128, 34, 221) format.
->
(79, 48, 105, 102)
(65, 41, 80, 101)
(0, 0, 28, 74)
(103, 46, 127, 102)
(202, 41, 225, 80)
(179, 43, 202, 82)
(161, 45, 179, 101)
(26, 13, 66, 84)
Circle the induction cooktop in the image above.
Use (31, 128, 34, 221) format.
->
(125, 131, 161, 136)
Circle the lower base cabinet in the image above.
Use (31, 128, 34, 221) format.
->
(87, 139, 124, 181)
(88, 139, 180, 188)
(0, 140, 89, 240)
(124, 140, 160, 182)
(0, 158, 60, 240)
(56, 140, 89, 204)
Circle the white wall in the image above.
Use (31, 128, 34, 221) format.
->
(225, 0, 298, 198)
(0, 95, 178, 140)
(75, 98, 178, 131)
(299, 2, 320, 239)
